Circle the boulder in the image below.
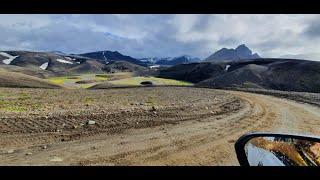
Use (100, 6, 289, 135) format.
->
(140, 81, 153, 86)
(86, 120, 96, 125)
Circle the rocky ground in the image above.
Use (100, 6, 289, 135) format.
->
(231, 88, 320, 107)
(0, 86, 319, 165)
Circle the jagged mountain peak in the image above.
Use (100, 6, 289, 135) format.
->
(205, 44, 260, 62)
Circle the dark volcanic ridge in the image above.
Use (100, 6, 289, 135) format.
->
(78, 50, 147, 67)
(0, 51, 148, 75)
(0, 50, 150, 88)
(158, 58, 320, 93)
(1, 48, 320, 93)
(204, 44, 260, 62)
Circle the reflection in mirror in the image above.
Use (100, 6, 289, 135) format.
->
(245, 136, 320, 166)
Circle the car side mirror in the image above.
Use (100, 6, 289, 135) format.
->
(235, 133, 320, 166)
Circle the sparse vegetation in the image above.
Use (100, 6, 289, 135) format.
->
(47, 73, 193, 89)
(48, 76, 69, 85)
(104, 72, 133, 81)
(47, 73, 134, 89)
(0, 91, 39, 112)
(108, 76, 193, 86)
(95, 74, 108, 80)
(47, 74, 109, 89)
(0, 70, 60, 89)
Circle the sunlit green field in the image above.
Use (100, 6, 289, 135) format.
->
(108, 77, 193, 86)
(47, 73, 193, 89)
(47, 76, 80, 85)
(47, 74, 108, 89)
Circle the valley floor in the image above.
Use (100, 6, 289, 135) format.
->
(0, 87, 320, 165)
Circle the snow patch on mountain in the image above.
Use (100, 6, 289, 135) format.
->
(225, 65, 231, 71)
(0, 52, 19, 65)
(56, 59, 73, 64)
(39, 62, 49, 70)
(140, 55, 200, 66)
(65, 57, 76, 61)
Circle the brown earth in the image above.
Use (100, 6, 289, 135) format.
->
(0, 87, 319, 165)
(0, 70, 61, 89)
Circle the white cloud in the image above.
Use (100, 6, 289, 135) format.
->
(0, 14, 52, 30)
(0, 14, 320, 60)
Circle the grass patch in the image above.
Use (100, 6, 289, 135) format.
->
(47, 76, 74, 85)
(47, 74, 108, 89)
(108, 76, 193, 86)
(17, 92, 31, 100)
(95, 74, 108, 81)
(105, 72, 133, 81)
(48, 78, 65, 85)
(0, 92, 38, 112)
(2, 106, 27, 112)
(79, 84, 95, 89)
(82, 96, 96, 104)
(146, 95, 158, 105)
(47, 74, 191, 89)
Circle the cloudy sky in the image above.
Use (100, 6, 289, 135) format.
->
(0, 14, 320, 59)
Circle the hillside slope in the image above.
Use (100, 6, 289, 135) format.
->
(0, 51, 106, 75)
(79, 51, 146, 66)
(159, 58, 320, 93)
(0, 69, 61, 88)
(158, 62, 224, 83)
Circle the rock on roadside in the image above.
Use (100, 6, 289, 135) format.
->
(86, 120, 96, 125)
(50, 156, 63, 162)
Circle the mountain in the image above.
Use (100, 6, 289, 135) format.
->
(138, 57, 159, 64)
(155, 55, 200, 66)
(0, 50, 153, 77)
(0, 51, 107, 76)
(78, 50, 146, 66)
(139, 55, 200, 66)
(49, 51, 67, 55)
(158, 62, 224, 83)
(102, 61, 148, 74)
(0, 50, 152, 88)
(204, 44, 260, 62)
(158, 58, 320, 93)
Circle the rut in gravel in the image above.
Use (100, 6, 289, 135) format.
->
(1, 87, 320, 165)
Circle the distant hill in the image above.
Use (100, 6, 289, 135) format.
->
(0, 51, 108, 76)
(138, 57, 159, 64)
(0, 64, 57, 78)
(155, 55, 200, 66)
(139, 55, 200, 66)
(158, 62, 224, 83)
(0, 69, 60, 88)
(78, 51, 147, 66)
(102, 61, 148, 74)
(159, 58, 320, 93)
(0, 50, 154, 88)
(204, 44, 260, 62)
(0, 50, 155, 79)
(66, 60, 106, 74)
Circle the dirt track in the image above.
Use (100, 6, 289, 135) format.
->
(0, 87, 320, 165)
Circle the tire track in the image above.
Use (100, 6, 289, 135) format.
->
(1, 88, 320, 165)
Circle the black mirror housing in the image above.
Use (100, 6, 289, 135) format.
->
(235, 133, 320, 166)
